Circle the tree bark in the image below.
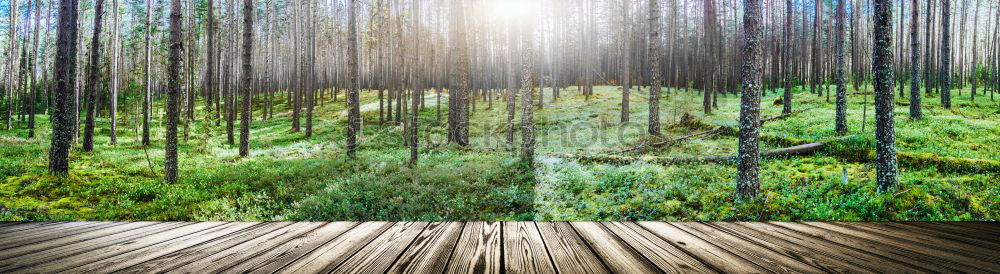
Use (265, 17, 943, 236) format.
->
(737, 0, 764, 199)
(941, 0, 952, 108)
(49, 0, 79, 175)
(834, 0, 848, 133)
(166, 0, 183, 183)
(874, 0, 899, 191)
(647, 0, 662, 136)
(239, 0, 254, 157)
(346, 0, 360, 157)
(82, 0, 106, 152)
(909, 0, 922, 119)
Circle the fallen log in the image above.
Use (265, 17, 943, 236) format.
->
(620, 128, 723, 153)
(576, 135, 854, 166)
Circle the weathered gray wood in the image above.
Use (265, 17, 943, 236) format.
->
(4, 222, 225, 273)
(535, 222, 608, 274)
(503, 222, 557, 274)
(0, 222, 119, 250)
(804, 222, 999, 272)
(570, 222, 661, 273)
(0, 222, 186, 270)
(705, 222, 868, 273)
(724, 222, 929, 272)
(602, 222, 715, 273)
(332, 222, 429, 273)
(638, 222, 766, 273)
(671, 222, 826, 273)
(0, 222, 161, 260)
(836, 222, 1000, 263)
(445, 221, 501, 274)
(65, 222, 260, 273)
(116, 222, 299, 273)
(224, 222, 358, 273)
(387, 222, 464, 274)
(276, 222, 394, 273)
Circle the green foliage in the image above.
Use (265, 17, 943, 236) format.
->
(1, 85, 996, 221)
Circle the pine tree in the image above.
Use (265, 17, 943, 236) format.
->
(346, 0, 360, 157)
(909, 0, 922, 119)
(873, 0, 899, 191)
(82, 0, 106, 152)
(165, 0, 184, 182)
(49, 0, 80, 175)
(941, 0, 952, 108)
(647, 0, 662, 136)
(835, 0, 848, 133)
(737, 0, 764, 199)
(239, 0, 254, 157)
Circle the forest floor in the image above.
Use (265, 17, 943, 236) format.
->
(1, 84, 998, 221)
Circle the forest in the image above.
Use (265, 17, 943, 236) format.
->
(0, 0, 997, 222)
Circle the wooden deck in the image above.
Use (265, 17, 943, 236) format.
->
(0, 222, 997, 273)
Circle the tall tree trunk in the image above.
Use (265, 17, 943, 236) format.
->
(874, 0, 899, 191)
(49, 0, 79, 175)
(239, 0, 253, 157)
(620, 0, 630, 123)
(783, 0, 793, 114)
(520, 16, 535, 163)
(737, 0, 763, 199)
(909, 0, 922, 119)
(5, 0, 17, 131)
(206, 0, 216, 126)
(409, 0, 420, 165)
(166, 0, 183, 183)
(346, 0, 360, 157)
(142, 0, 153, 146)
(82, 0, 106, 152)
(449, 0, 470, 147)
(970, 0, 980, 101)
(647, 0, 662, 136)
(941, 0, 952, 108)
(835, 0, 848, 133)
(27, 0, 41, 139)
(109, 0, 120, 144)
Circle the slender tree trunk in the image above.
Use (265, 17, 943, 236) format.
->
(970, 0, 980, 101)
(909, 0, 922, 119)
(346, 0, 360, 157)
(239, 0, 253, 157)
(142, 0, 153, 146)
(27, 0, 41, 139)
(783, 0, 793, 114)
(49, 0, 79, 175)
(206, 0, 216, 126)
(874, 0, 899, 191)
(409, 0, 421, 165)
(737, 0, 764, 199)
(520, 16, 535, 163)
(109, 0, 120, 144)
(941, 0, 952, 108)
(5, 0, 18, 131)
(82, 0, 106, 152)
(647, 0, 662, 136)
(620, 0, 630, 123)
(166, 0, 183, 183)
(834, 0, 848, 133)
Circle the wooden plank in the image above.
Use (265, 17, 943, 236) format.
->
(724, 222, 929, 272)
(0, 222, 213, 272)
(112, 222, 301, 273)
(671, 222, 826, 273)
(638, 222, 766, 273)
(0, 222, 183, 267)
(220, 222, 358, 273)
(934, 222, 1000, 237)
(387, 222, 464, 274)
(903, 222, 1000, 245)
(0, 222, 85, 238)
(64, 222, 260, 273)
(0, 222, 161, 260)
(444, 221, 502, 274)
(23, 222, 242, 273)
(535, 222, 608, 274)
(171, 223, 325, 273)
(503, 222, 557, 274)
(836, 222, 1000, 262)
(0, 222, 120, 250)
(771, 222, 968, 272)
(603, 222, 715, 273)
(332, 222, 429, 273)
(805, 222, 1000, 272)
(705, 222, 872, 273)
(274, 221, 395, 273)
(0, 222, 64, 234)
(570, 222, 661, 273)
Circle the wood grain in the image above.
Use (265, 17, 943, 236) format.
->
(535, 222, 608, 274)
(445, 221, 502, 274)
(387, 222, 464, 274)
(503, 222, 557, 274)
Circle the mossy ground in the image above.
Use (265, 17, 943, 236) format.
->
(2, 84, 997, 221)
